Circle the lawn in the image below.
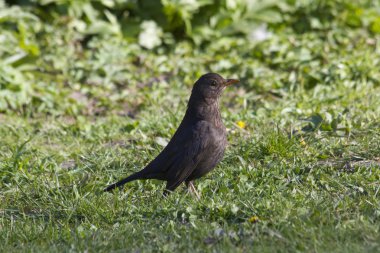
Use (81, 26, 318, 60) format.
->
(1, 0, 380, 252)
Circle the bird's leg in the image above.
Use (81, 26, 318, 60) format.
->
(162, 189, 172, 198)
(186, 181, 201, 200)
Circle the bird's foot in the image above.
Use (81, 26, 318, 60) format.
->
(186, 181, 201, 200)
(162, 189, 172, 198)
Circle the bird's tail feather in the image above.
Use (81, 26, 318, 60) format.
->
(104, 171, 143, 192)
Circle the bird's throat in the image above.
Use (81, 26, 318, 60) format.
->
(186, 99, 223, 127)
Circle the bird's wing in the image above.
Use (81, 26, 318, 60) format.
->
(137, 120, 212, 185)
(164, 120, 213, 191)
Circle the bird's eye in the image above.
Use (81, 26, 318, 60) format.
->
(211, 80, 217, 86)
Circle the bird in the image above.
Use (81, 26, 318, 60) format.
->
(104, 73, 239, 198)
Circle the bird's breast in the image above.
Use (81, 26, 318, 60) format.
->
(208, 123, 227, 149)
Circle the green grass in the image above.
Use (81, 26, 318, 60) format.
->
(1, 0, 380, 252)
(1, 100, 379, 252)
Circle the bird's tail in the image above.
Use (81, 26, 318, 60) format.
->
(103, 171, 143, 192)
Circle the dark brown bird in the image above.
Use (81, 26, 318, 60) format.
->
(104, 73, 239, 197)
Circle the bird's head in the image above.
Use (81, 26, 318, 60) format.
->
(191, 73, 239, 102)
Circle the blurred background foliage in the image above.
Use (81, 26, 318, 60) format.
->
(0, 0, 379, 121)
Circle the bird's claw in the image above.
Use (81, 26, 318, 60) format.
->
(187, 181, 201, 200)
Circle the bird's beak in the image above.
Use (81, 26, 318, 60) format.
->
(224, 79, 239, 86)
